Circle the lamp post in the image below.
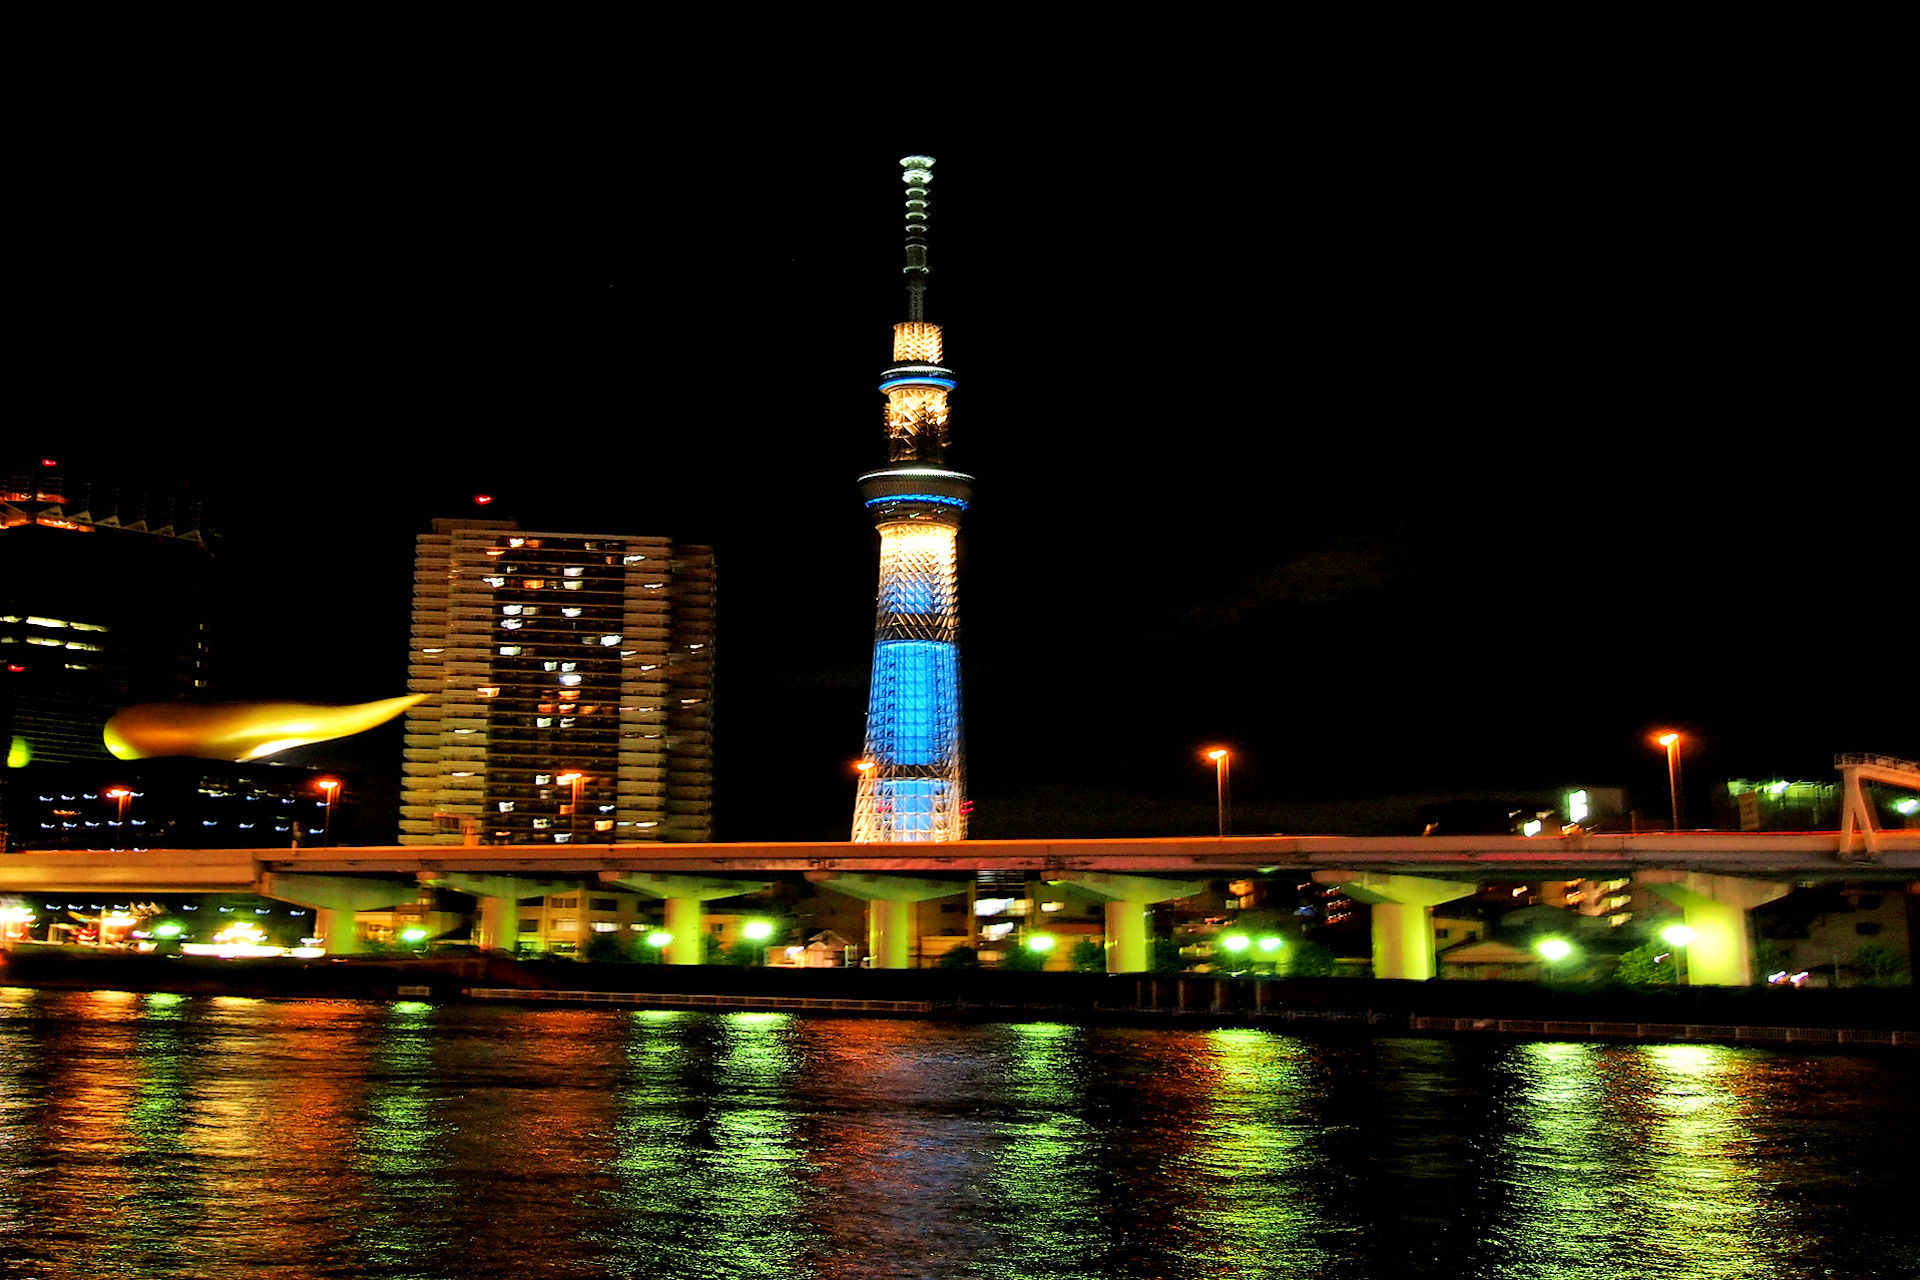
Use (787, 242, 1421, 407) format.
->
(1654, 732, 1683, 830)
(316, 778, 341, 846)
(1205, 747, 1231, 837)
(1536, 936, 1573, 984)
(1660, 922, 1695, 985)
(104, 787, 132, 843)
(555, 771, 585, 842)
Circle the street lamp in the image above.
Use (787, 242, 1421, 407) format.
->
(316, 778, 341, 846)
(104, 787, 132, 840)
(555, 771, 585, 841)
(1204, 747, 1231, 837)
(1660, 922, 1695, 984)
(1654, 732, 1683, 829)
(1536, 936, 1573, 983)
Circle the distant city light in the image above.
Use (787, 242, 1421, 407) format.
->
(474, 494, 493, 505)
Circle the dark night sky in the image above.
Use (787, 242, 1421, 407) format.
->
(16, 69, 1909, 840)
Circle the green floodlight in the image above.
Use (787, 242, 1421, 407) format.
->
(151, 923, 183, 939)
(1221, 933, 1251, 953)
(1257, 935, 1283, 953)
(1025, 934, 1056, 952)
(1660, 924, 1697, 948)
(400, 927, 429, 944)
(742, 920, 775, 942)
(1896, 798, 1919, 817)
(645, 931, 673, 949)
(1535, 937, 1573, 962)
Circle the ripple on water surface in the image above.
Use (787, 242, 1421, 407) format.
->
(1, 989, 1916, 1279)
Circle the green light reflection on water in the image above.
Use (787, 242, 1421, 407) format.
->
(1189, 1027, 1330, 1275)
(982, 1021, 1341, 1280)
(1484, 1040, 1798, 1280)
(600, 1009, 813, 1279)
(976, 1022, 1100, 1278)
(347, 998, 459, 1275)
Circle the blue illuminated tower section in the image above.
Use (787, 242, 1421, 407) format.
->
(853, 155, 972, 843)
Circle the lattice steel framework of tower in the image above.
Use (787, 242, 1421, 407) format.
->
(852, 155, 973, 843)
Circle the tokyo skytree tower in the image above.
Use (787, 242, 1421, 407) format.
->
(852, 155, 972, 843)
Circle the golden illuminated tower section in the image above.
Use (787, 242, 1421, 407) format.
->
(853, 155, 972, 843)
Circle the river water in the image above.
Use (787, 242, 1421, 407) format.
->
(1, 987, 1915, 1280)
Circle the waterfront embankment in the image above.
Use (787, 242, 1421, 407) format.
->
(4, 942, 1915, 1044)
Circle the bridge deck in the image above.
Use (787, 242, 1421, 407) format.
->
(2, 831, 1915, 893)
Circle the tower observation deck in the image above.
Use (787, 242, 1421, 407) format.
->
(853, 155, 972, 843)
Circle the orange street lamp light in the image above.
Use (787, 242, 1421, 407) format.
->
(1653, 732, 1682, 830)
(555, 771, 586, 840)
(316, 778, 342, 846)
(104, 787, 132, 825)
(1204, 747, 1231, 837)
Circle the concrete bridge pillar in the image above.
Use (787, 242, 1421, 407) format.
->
(1642, 872, 1791, 986)
(312, 908, 360, 955)
(1316, 871, 1475, 981)
(431, 874, 592, 954)
(258, 872, 421, 956)
(601, 872, 769, 965)
(1058, 875, 1209, 973)
(475, 896, 518, 954)
(810, 874, 967, 969)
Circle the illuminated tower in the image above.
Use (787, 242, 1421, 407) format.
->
(852, 155, 972, 843)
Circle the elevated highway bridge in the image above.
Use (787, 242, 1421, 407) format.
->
(5, 829, 1916, 986)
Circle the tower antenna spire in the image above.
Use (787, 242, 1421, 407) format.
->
(900, 155, 935, 321)
(854, 154, 973, 851)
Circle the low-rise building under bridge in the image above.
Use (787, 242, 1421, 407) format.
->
(5, 829, 1915, 987)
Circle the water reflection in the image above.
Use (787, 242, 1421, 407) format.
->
(1, 990, 1915, 1279)
(603, 1009, 813, 1278)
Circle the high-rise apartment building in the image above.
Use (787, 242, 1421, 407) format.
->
(400, 518, 714, 845)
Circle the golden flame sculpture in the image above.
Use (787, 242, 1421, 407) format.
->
(103, 695, 425, 762)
